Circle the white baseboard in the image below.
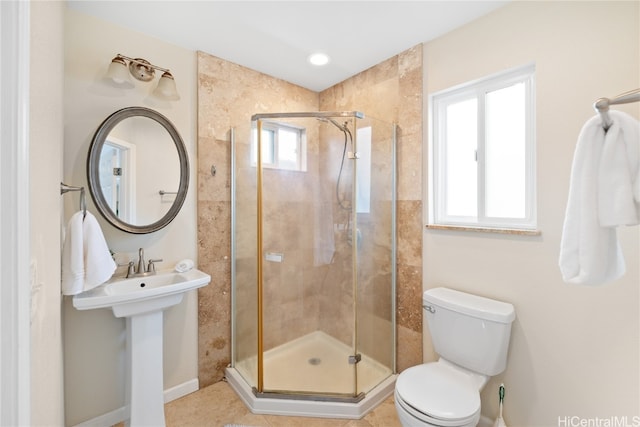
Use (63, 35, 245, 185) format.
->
(72, 407, 127, 427)
(72, 378, 199, 427)
(163, 378, 199, 403)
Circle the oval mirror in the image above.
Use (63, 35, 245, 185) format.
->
(87, 107, 189, 234)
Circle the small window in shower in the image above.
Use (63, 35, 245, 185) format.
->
(251, 121, 307, 171)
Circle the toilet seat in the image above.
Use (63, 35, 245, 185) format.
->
(395, 363, 480, 426)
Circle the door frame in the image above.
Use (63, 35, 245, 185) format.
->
(0, 1, 32, 425)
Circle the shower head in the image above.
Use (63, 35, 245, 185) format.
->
(317, 117, 348, 133)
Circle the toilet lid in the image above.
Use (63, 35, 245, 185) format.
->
(396, 364, 480, 421)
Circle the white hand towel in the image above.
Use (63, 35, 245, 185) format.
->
(175, 259, 194, 273)
(598, 110, 640, 227)
(61, 211, 117, 295)
(559, 114, 627, 285)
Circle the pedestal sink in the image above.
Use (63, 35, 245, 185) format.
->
(73, 268, 211, 426)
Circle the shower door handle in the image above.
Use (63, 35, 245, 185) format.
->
(348, 353, 361, 364)
(265, 252, 284, 262)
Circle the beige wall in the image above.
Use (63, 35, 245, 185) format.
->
(63, 8, 198, 425)
(423, 2, 639, 425)
(30, 1, 65, 425)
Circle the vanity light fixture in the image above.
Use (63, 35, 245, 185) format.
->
(105, 54, 180, 101)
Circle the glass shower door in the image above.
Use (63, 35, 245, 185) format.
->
(256, 114, 359, 399)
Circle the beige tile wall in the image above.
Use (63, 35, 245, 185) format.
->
(197, 45, 423, 387)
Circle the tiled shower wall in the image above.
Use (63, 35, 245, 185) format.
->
(319, 46, 423, 372)
(197, 45, 423, 387)
(196, 53, 319, 385)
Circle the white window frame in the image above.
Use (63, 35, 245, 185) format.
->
(252, 121, 307, 172)
(429, 64, 536, 231)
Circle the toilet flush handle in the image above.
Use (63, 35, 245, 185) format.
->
(423, 304, 436, 313)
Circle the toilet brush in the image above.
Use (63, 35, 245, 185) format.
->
(493, 383, 506, 427)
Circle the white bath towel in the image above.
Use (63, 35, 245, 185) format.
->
(559, 111, 640, 285)
(61, 211, 116, 295)
(598, 110, 640, 226)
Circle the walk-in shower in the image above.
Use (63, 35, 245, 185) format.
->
(226, 111, 397, 418)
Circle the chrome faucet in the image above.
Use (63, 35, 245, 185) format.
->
(126, 248, 163, 278)
(136, 248, 146, 276)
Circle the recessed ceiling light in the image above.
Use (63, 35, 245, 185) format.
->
(308, 52, 330, 66)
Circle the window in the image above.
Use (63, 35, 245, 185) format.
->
(252, 121, 306, 171)
(430, 64, 536, 231)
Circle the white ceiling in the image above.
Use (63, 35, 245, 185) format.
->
(67, 1, 509, 92)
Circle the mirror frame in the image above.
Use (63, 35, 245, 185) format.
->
(87, 106, 189, 234)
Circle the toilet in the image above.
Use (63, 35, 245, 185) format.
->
(394, 287, 515, 427)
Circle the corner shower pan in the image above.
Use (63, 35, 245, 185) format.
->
(225, 367, 397, 419)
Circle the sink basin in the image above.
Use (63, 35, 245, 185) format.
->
(73, 268, 211, 317)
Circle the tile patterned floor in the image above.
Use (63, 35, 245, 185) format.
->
(163, 380, 402, 427)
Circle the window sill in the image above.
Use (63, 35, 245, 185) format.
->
(426, 224, 541, 236)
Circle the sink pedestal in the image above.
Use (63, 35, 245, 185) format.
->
(126, 310, 165, 426)
(72, 269, 212, 427)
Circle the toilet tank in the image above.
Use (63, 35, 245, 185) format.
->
(423, 287, 515, 376)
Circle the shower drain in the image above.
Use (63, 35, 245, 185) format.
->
(308, 357, 322, 366)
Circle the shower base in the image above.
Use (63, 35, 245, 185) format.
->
(226, 331, 397, 419)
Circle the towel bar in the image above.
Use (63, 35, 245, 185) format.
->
(61, 182, 87, 219)
(594, 88, 640, 130)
